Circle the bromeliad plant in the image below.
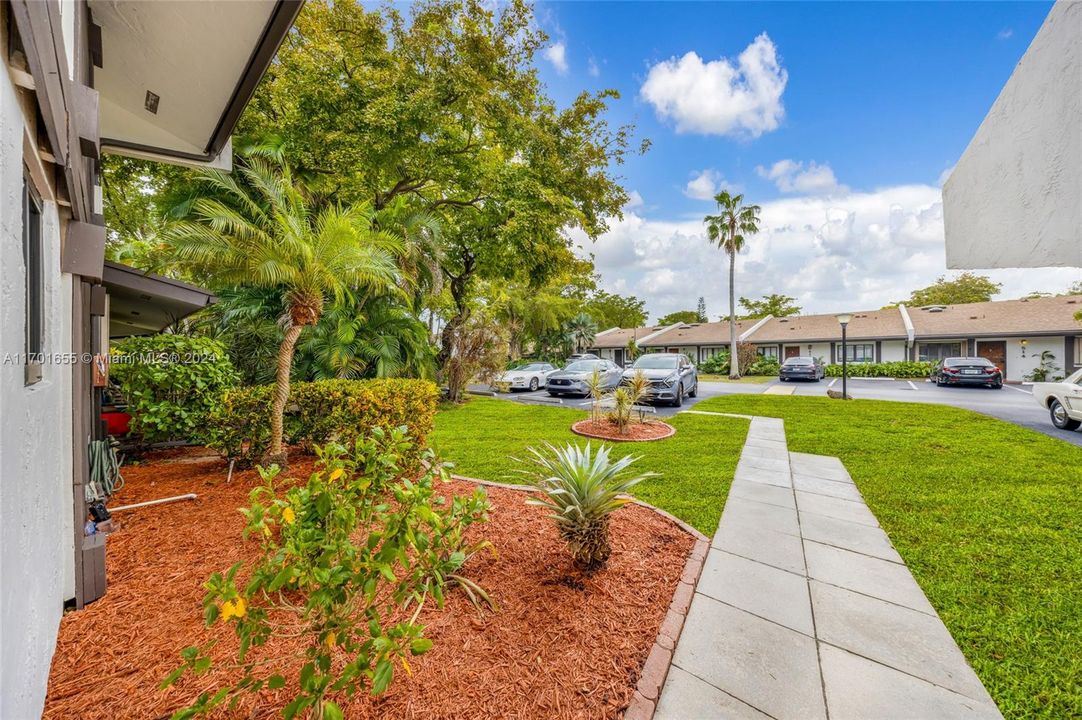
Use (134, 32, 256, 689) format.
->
(163, 427, 490, 719)
(518, 443, 656, 570)
(609, 370, 650, 432)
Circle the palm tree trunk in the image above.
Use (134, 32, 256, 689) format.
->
(265, 322, 304, 466)
(729, 250, 740, 379)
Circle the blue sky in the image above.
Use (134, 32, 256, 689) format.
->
(530, 1, 1080, 319)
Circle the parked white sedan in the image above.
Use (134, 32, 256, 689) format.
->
(1032, 368, 1082, 431)
(492, 362, 557, 392)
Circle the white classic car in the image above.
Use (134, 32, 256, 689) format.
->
(492, 362, 557, 392)
(1032, 368, 1082, 431)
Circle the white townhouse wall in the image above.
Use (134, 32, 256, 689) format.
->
(880, 341, 908, 362)
(942, 1, 1082, 269)
(0, 16, 77, 719)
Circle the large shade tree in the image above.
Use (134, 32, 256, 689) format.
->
(163, 155, 405, 465)
(239, 0, 637, 395)
(704, 191, 761, 379)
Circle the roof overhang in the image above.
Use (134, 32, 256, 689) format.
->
(101, 262, 216, 338)
(92, 0, 303, 168)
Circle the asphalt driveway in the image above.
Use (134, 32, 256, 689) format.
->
(468, 377, 1082, 448)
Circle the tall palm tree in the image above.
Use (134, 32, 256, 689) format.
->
(567, 312, 599, 354)
(164, 156, 405, 465)
(704, 191, 761, 379)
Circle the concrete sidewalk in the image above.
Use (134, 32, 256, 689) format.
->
(654, 416, 1002, 719)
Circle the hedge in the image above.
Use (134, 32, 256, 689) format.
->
(823, 361, 933, 379)
(110, 334, 236, 444)
(205, 378, 440, 466)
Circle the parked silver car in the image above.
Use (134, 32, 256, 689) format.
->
(546, 359, 622, 398)
(621, 353, 698, 407)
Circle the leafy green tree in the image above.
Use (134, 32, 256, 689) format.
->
(163, 155, 405, 465)
(739, 293, 801, 319)
(585, 290, 648, 329)
(656, 310, 700, 325)
(901, 272, 1001, 306)
(238, 0, 635, 385)
(704, 191, 761, 379)
(696, 296, 708, 323)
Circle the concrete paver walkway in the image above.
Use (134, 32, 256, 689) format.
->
(655, 416, 1002, 719)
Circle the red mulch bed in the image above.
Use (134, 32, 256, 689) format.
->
(45, 446, 692, 719)
(572, 419, 676, 442)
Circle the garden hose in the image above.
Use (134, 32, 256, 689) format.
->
(87, 438, 124, 502)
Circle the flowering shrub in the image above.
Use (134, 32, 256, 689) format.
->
(110, 335, 236, 444)
(163, 428, 491, 719)
(205, 379, 439, 467)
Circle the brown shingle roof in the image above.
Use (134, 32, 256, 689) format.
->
(749, 309, 908, 342)
(591, 327, 667, 349)
(642, 319, 760, 347)
(906, 295, 1082, 337)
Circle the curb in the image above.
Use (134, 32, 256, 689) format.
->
(448, 473, 708, 720)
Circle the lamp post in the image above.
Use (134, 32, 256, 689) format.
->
(836, 313, 852, 399)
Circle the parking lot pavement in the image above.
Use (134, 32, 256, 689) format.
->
(468, 378, 1082, 447)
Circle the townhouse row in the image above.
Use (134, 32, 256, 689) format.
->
(589, 294, 1082, 382)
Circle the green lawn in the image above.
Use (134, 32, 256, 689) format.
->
(430, 398, 748, 535)
(693, 395, 1081, 719)
(697, 373, 774, 384)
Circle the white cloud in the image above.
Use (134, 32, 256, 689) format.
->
(543, 42, 569, 74)
(640, 33, 788, 138)
(997, 28, 1014, 40)
(573, 184, 1079, 320)
(937, 165, 955, 187)
(625, 190, 644, 209)
(588, 57, 600, 78)
(757, 159, 847, 195)
(684, 169, 724, 200)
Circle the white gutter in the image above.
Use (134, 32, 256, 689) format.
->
(739, 315, 774, 341)
(898, 304, 916, 345)
(637, 323, 683, 347)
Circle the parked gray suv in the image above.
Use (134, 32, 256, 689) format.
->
(621, 353, 698, 407)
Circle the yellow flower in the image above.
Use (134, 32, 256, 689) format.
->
(220, 597, 247, 621)
(329, 468, 344, 481)
(282, 507, 296, 525)
(324, 632, 337, 648)
(400, 656, 412, 677)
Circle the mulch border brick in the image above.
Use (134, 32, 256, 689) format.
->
(451, 474, 709, 720)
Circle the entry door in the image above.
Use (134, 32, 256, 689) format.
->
(614, 348, 625, 366)
(976, 341, 1007, 375)
(784, 345, 801, 359)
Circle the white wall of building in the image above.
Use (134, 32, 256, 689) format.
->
(1, 56, 75, 720)
(881, 341, 908, 362)
(1004, 337, 1063, 382)
(942, 1, 1082, 268)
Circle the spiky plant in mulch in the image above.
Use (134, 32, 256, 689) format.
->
(517, 443, 657, 570)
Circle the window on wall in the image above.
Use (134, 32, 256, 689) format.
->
(757, 346, 779, 360)
(1075, 337, 1082, 366)
(23, 176, 44, 385)
(918, 343, 961, 362)
(844, 343, 875, 363)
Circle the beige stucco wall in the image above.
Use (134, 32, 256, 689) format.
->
(943, 1, 1082, 269)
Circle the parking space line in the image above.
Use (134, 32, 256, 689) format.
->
(828, 378, 837, 388)
(1005, 385, 1032, 394)
(906, 380, 918, 391)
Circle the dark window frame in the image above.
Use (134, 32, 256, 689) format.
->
(844, 343, 875, 363)
(23, 173, 44, 385)
(918, 342, 962, 363)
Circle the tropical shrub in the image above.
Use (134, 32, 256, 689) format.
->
(608, 371, 650, 432)
(205, 379, 439, 467)
(745, 357, 780, 376)
(111, 335, 236, 444)
(518, 443, 656, 569)
(699, 353, 729, 375)
(443, 315, 509, 403)
(734, 343, 759, 375)
(1024, 351, 1061, 382)
(824, 361, 934, 378)
(163, 428, 491, 719)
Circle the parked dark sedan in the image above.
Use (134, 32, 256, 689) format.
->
(779, 356, 824, 382)
(932, 357, 1003, 388)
